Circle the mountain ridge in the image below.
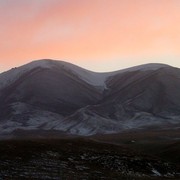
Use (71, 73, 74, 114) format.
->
(0, 59, 170, 89)
(0, 59, 179, 136)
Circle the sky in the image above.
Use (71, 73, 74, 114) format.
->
(0, 0, 180, 72)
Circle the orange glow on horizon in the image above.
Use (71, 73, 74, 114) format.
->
(0, 0, 180, 72)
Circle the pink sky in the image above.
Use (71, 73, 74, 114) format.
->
(0, 0, 180, 72)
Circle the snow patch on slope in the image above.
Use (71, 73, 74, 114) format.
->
(57, 61, 110, 88)
(0, 60, 52, 90)
(0, 59, 110, 89)
(51, 62, 169, 88)
(0, 60, 169, 90)
(0, 102, 180, 136)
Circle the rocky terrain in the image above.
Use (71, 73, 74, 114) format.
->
(0, 135, 179, 179)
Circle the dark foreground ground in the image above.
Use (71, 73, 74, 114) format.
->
(0, 130, 179, 179)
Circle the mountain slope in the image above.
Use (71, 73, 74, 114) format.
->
(0, 60, 180, 136)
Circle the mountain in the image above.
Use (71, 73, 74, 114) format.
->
(0, 59, 180, 136)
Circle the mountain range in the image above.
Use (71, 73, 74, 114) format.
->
(0, 59, 180, 136)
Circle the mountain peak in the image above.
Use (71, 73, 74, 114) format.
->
(21, 59, 65, 69)
(118, 63, 170, 73)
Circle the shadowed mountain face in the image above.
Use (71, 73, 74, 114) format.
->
(101, 67, 180, 117)
(0, 67, 101, 116)
(0, 60, 180, 136)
